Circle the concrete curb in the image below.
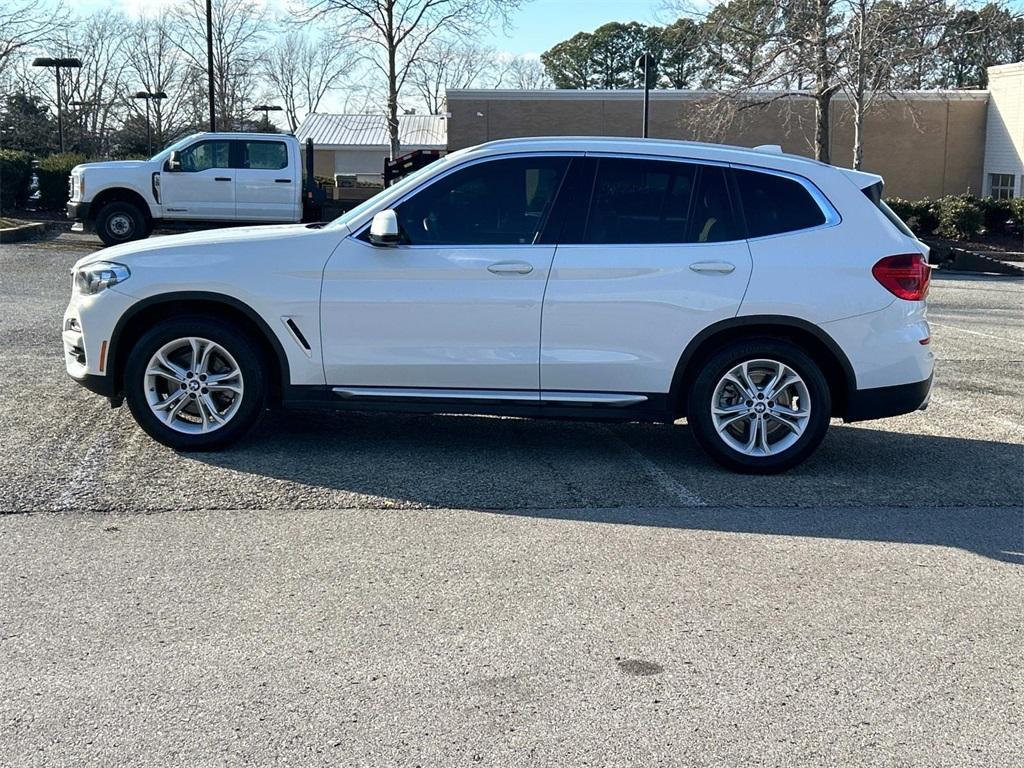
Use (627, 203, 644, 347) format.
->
(0, 221, 55, 244)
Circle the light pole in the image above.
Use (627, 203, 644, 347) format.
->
(252, 104, 282, 131)
(206, 0, 215, 131)
(635, 52, 653, 139)
(32, 57, 82, 153)
(133, 91, 168, 156)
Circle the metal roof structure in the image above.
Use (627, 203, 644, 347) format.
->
(296, 113, 447, 149)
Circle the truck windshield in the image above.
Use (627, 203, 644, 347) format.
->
(150, 134, 201, 163)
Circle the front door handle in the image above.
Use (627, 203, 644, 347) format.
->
(214, 177, 231, 182)
(689, 261, 736, 274)
(488, 261, 534, 275)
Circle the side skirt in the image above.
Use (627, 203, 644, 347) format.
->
(280, 386, 674, 423)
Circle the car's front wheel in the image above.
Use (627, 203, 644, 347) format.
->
(687, 340, 831, 474)
(124, 317, 266, 450)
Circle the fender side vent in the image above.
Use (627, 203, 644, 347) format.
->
(284, 317, 311, 351)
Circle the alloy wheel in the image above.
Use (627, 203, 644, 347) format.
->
(143, 337, 244, 434)
(710, 358, 811, 457)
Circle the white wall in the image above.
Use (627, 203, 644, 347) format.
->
(983, 63, 1024, 197)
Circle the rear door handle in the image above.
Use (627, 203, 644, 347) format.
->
(488, 261, 534, 275)
(214, 177, 231, 181)
(275, 179, 291, 183)
(689, 261, 735, 274)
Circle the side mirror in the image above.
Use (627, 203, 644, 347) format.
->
(166, 150, 181, 172)
(369, 209, 400, 246)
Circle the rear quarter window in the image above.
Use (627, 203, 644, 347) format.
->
(734, 168, 827, 238)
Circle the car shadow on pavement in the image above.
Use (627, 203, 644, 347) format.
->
(194, 410, 1024, 565)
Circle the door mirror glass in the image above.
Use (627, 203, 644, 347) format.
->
(369, 209, 400, 246)
(166, 150, 182, 172)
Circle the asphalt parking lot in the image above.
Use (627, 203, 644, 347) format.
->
(2, 230, 1022, 766)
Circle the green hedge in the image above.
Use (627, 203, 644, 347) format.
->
(36, 153, 87, 211)
(0, 149, 34, 212)
(884, 194, 1022, 240)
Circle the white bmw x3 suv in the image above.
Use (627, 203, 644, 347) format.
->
(63, 137, 933, 473)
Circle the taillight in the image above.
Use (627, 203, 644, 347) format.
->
(872, 253, 931, 301)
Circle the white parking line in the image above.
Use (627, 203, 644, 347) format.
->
(599, 426, 706, 507)
(927, 394, 1024, 437)
(56, 430, 112, 511)
(929, 321, 1024, 346)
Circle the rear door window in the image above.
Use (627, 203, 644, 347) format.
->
(585, 158, 697, 244)
(734, 168, 827, 238)
(235, 140, 289, 170)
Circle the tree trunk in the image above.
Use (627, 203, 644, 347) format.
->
(385, 1, 400, 160)
(852, 0, 867, 170)
(812, 0, 833, 164)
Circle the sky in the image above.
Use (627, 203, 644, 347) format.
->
(69, 0, 667, 58)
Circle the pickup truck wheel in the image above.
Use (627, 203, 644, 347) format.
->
(124, 317, 266, 451)
(96, 201, 146, 246)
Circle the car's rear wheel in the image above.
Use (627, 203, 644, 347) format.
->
(124, 317, 266, 450)
(687, 340, 831, 474)
(96, 201, 147, 246)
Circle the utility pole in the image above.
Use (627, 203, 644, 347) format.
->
(206, 0, 216, 131)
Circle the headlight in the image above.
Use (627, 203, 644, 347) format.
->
(75, 261, 130, 295)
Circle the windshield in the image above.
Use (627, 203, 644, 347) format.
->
(327, 152, 460, 230)
(150, 133, 201, 163)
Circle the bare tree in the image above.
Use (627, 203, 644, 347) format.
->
(171, 0, 267, 131)
(123, 16, 195, 149)
(303, 0, 523, 158)
(409, 40, 495, 113)
(494, 55, 551, 89)
(263, 30, 357, 131)
(37, 9, 131, 155)
(0, 1, 70, 80)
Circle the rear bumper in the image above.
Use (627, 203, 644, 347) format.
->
(844, 374, 933, 422)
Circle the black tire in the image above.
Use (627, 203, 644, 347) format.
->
(124, 317, 266, 451)
(96, 201, 147, 246)
(686, 339, 831, 474)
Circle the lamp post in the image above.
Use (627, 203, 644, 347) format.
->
(252, 104, 282, 131)
(635, 52, 653, 139)
(206, 0, 215, 131)
(32, 57, 82, 153)
(132, 91, 168, 156)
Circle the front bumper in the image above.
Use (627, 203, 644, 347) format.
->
(844, 373, 933, 422)
(66, 200, 90, 222)
(63, 286, 135, 401)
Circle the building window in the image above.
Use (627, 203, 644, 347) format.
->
(989, 173, 1016, 199)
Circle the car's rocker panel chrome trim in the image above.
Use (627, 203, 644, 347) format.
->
(331, 387, 648, 406)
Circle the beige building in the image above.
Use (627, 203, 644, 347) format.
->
(984, 63, 1024, 199)
(447, 68, 1023, 201)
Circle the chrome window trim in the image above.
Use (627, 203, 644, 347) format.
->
(348, 151, 583, 245)
(728, 162, 842, 240)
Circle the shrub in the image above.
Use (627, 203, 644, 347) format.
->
(36, 152, 87, 211)
(0, 149, 34, 212)
(975, 196, 1014, 233)
(884, 196, 938, 235)
(1010, 197, 1024, 229)
(934, 194, 983, 240)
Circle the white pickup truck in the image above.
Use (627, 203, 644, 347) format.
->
(67, 132, 305, 245)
